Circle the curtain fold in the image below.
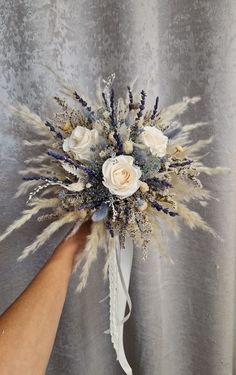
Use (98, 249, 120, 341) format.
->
(0, 1, 235, 374)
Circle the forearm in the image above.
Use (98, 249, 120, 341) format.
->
(0, 222, 90, 375)
(0, 245, 73, 375)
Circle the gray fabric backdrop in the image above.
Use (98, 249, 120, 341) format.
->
(0, 1, 235, 374)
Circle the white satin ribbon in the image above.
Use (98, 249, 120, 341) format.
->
(108, 235, 134, 375)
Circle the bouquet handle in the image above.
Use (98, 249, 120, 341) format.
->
(108, 235, 133, 375)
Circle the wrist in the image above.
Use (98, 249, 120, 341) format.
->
(49, 220, 91, 274)
(50, 241, 77, 274)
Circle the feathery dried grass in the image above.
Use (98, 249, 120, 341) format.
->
(171, 175, 211, 202)
(95, 76, 103, 106)
(19, 166, 51, 176)
(23, 139, 51, 147)
(183, 137, 213, 158)
(40, 186, 58, 197)
(65, 220, 82, 240)
(197, 166, 230, 175)
(18, 211, 78, 261)
(75, 221, 106, 292)
(148, 208, 180, 237)
(61, 162, 82, 178)
(0, 198, 59, 242)
(24, 154, 49, 165)
(103, 235, 115, 280)
(14, 180, 39, 198)
(42, 65, 78, 99)
(177, 203, 219, 239)
(148, 214, 174, 264)
(168, 122, 209, 151)
(0, 101, 49, 137)
(155, 97, 201, 130)
(181, 121, 208, 133)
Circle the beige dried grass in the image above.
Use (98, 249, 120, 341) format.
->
(177, 202, 219, 239)
(0, 198, 59, 242)
(18, 211, 79, 261)
(74, 221, 107, 292)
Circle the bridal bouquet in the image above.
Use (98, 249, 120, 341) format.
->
(0, 74, 223, 374)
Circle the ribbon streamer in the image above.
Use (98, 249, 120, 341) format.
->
(108, 235, 134, 375)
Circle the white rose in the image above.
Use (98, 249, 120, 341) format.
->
(63, 126, 98, 161)
(139, 126, 168, 157)
(102, 155, 142, 198)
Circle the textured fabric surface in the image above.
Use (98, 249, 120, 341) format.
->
(0, 1, 235, 374)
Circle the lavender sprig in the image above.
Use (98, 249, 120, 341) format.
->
(151, 201, 178, 217)
(106, 219, 114, 238)
(151, 96, 159, 120)
(110, 88, 116, 127)
(169, 160, 193, 168)
(114, 132, 123, 153)
(109, 89, 122, 151)
(127, 86, 134, 110)
(23, 176, 63, 183)
(136, 90, 146, 120)
(73, 91, 95, 116)
(102, 92, 109, 111)
(45, 121, 63, 140)
(146, 177, 172, 189)
(47, 149, 96, 177)
(124, 206, 130, 226)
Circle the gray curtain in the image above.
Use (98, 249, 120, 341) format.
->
(0, 1, 235, 374)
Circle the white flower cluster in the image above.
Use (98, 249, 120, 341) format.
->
(62, 125, 168, 198)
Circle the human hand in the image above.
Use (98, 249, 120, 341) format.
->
(52, 220, 92, 271)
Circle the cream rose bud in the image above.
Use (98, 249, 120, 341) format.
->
(102, 155, 142, 198)
(139, 126, 168, 157)
(123, 140, 133, 154)
(139, 181, 149, 193)
(108, 132, 116, 145)
(138, 200, 148, 211)
(63, 126, 98, 161)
